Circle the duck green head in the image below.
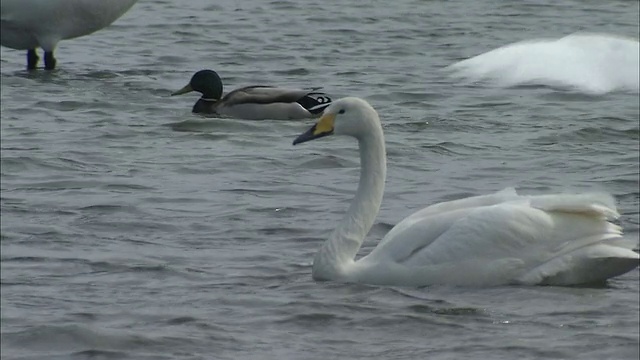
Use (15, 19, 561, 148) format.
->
(171, 69, 224, 100)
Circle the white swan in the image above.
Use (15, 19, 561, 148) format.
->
(1, 0, 138, 70)
(293, 97, 639, 287)
(447, 33, 640, 94)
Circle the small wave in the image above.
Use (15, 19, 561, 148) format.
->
(278, 312, 351, 326)
(70, 349, 128, 359)
(297, 154, 356, 169)
(103, 183, 155, 191)
(167, 120, 220, 132)
(271, 67, 310, 76)
(1, 156, 106, 174)
(407, 304, 485, 316)
(32, 100, 93, 112)
(447, 33, 639, 95)
(531, 125, 639, 145)
(166, 118, 264, 133)
(75, 70, 121, 79)
(1, 323, 221, 360)
(2, 324, 151, 353)
(79, 204, 139, 213)
(1, 256, 168, 273)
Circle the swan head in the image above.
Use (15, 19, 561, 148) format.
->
(171, 69, 224, 100)
(293, 97, 380, 145)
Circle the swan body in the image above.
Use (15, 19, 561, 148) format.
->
(172, 70, 332, 120)
(293, 97, 639, 287)
(447, 33, 640, 94)
(1, 0, 138, 69)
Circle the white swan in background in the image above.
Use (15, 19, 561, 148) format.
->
(1, 0, 138, 70)
(447, 33, 639, 95)
(293, 97, 639, 287)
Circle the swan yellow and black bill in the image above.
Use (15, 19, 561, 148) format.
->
(171, 84, 194, 96)
(293, 113, 335, 145)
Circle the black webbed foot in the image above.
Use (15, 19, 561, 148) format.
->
(44, 51, 56, 70)
(27, 49, 39, 70)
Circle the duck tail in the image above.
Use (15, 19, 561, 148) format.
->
(307, 101, 332, 114)
(297, 92, 332, 114)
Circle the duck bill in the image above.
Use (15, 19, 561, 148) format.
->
(171, 84, 194, 96)
(293, 113, 335, 145)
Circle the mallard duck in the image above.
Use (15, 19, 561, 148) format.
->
(292, 97, 639, 287)
(1, 0, 138, 70)
(171, 69, 332, 120)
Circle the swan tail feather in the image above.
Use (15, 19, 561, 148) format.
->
(517, 244, 639, 285)
(528, 193, 619, 219)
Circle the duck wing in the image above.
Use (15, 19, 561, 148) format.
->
(222, 86, 332, 113)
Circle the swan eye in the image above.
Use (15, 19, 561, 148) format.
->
(338, 109, 346, 114)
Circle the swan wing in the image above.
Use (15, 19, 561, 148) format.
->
(364, 193, 637, 286)
(397, 187, 518, 224)
(376, 187, 519, 252)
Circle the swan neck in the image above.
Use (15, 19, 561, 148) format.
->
(353, 134, 387, 229)
(313, 126, 386, 279)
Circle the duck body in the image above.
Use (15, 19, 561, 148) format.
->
(293, 97, 639, 287)
(173, 70, 332, 120)
(1, 0, 138, 69)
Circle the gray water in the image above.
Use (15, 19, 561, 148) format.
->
(1, 1, 639, 359)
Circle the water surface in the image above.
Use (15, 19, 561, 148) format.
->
(1, 1, 638, 359)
